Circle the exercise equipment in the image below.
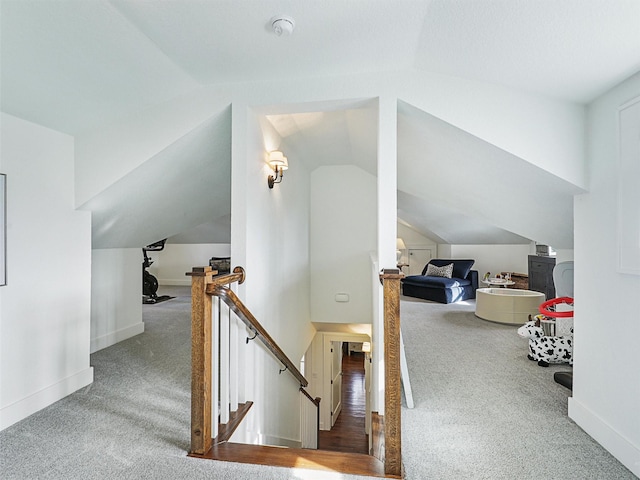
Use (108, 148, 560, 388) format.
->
(142, 239, 166, 303)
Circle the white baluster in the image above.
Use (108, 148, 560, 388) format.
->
(211, 296, 220, 439)
(220, 299, 230, 424)
(229, 303, 239, 412)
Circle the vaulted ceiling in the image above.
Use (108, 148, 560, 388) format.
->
(2, 1, 639, 248)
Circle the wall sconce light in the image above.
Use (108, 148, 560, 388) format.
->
(396, 237, 406, 263)
(361, 341, 371, 353)
(267, 150, 288, 189)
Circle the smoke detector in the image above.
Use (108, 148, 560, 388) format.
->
(271, 15, 295, 36)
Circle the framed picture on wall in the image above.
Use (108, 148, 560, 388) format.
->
(618, 96, 640, 275)
(0, 173, 5, 286)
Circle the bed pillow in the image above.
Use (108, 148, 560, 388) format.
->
(425, 263, 454, 278)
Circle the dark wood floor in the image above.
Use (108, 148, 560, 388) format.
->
(319, 351, 369, 454)
(197, 350, 393, 478)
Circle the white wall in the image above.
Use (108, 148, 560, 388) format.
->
(403, 70, 587, 189)
(90, 248, 143, 353)
(397, 223, 437, 253)
(310, 165, 378, 325)
(570, 72, 640, 477)
(0, 114, 93, 430)
(147, 243, 231, 286)
(450, 244, 532, 279)
(75, 69, 586, 209)
(74, 88, 232, 207)
(397, 222, 438, 268)
(431, 245, 574, 285)
(230, 106, 315, 446)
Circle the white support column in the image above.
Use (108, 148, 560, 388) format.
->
(230, 102, 249, 409)
(375, 95, 398, 415)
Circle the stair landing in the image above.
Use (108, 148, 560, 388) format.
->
(189, 441, 397, 478)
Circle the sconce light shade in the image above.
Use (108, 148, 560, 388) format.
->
(269, 150, 287, 167)
(268, 150, 288, 188)
(396, 237, 406, 263)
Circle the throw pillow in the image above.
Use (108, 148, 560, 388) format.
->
(425, 263, 454, 278)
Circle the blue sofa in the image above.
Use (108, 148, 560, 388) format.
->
(401, 259, 478, 304)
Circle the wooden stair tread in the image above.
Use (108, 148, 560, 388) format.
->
(190, 442, 399, 478)
(214, 401, 253, 444)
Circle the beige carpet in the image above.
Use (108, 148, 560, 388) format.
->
(1, 288, 636, 479)
(399, 295, 636, 479)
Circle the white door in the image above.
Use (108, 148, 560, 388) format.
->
(330, 341, 343, 427)
(409, 249, 433, 275)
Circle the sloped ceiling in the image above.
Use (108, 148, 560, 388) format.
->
(2, 1, 638, 248)
(414, 0, 640, 102)
(2, 1, 639, 135)
(266, 100, 378, 176)
(81, 109, 231, 248)
(268, 101, 581, 248)
(397, 101, 584, 248)
(0, 0, 200, 135)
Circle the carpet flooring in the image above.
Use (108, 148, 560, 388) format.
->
(399, 296, 636, 479)
(0, 287, 636, 479)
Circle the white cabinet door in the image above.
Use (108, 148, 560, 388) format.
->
(408, 249, 433, 275)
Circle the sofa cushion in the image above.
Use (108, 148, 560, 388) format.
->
(403, 275, 471, 289)
(424, 259, 475, 279)
(425, 263, 453, 278)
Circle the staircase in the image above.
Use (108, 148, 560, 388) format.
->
(187, 266, 404, 478)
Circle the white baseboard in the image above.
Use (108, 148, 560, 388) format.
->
(256, 433, 302, 449)
(1, 367, 94, 431)
(569, 397, 640, 477)
(90, 322, 144, 353)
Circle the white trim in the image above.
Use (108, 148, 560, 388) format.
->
(617, 95, 640, 275)
(256, 433, 302, 448)
(569, 398, 640, 477)
(90, 322, 144, 353)
(1, 367, 94, 431)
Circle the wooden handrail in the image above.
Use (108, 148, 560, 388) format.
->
(299, 387, 321, 407)
(187, 265, 246, 287)
(211, 285, 309, 388)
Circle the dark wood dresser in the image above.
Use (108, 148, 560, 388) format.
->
(528, 255, 556, 300)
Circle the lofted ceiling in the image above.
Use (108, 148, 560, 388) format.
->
(1, 1, 639, 248)
(2, 0, 639, 135)
(81, 109, 232, 248)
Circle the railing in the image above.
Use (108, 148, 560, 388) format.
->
(188, 266, 320, 455)
(209, 284, 308, 387)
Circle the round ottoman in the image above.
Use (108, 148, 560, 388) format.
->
(475, 288, 545, 325)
